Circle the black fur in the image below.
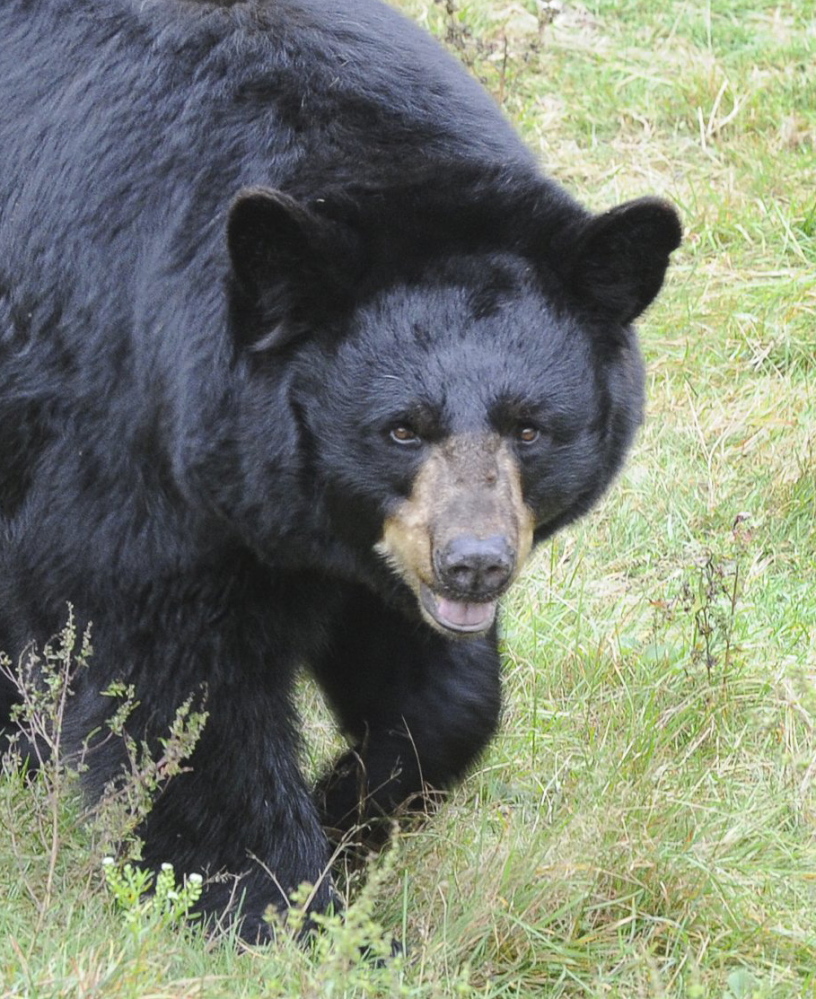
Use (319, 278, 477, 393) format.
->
(0, 0, 680, 940)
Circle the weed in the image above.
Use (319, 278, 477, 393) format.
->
(92, 683, 208, 862)
(102, 859, 204, 939)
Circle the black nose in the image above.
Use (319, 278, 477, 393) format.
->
(435, 534, 515, 598)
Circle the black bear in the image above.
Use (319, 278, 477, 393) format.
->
(0, 0, 681, 940)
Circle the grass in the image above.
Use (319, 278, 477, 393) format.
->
(2, 0, 815, 996)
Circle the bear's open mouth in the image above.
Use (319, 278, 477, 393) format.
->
(419, 584, 498, 635)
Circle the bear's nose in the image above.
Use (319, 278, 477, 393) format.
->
(434, 534, 515, 598)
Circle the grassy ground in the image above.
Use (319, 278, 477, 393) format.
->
(2, 1, 815, 996)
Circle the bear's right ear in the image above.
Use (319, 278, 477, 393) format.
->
(227, 188, 360, 350)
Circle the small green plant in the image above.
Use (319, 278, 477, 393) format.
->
(1, 605, 92, 769)
(682, 541, 744, 682)
(102, 858, 203, 938)
(92, 682, 209, 861)
(307, 843, 400, 967)
(0, 608, 210, 947)
(0, 609, 92, 935)
(646, 520, 751, 685)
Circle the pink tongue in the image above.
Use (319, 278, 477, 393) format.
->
(435, 597, 495, 629)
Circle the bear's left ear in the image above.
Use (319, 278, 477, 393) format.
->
(227, 187, 361, 350)
(561, 197, 682, 326)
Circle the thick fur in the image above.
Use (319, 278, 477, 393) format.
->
(0, 0, 681, 940)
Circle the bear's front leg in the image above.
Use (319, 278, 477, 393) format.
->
(55, 582, 338, 943)
(311, 584, 502, 849)
(134, 686, 335, 942)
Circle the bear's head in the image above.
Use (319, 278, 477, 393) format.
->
(225, 176, 681, 635)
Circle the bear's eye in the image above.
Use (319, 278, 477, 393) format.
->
(516, 425, 541, 445)
(389, 425, 422, 446)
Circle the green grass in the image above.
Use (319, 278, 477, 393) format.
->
(2, 1, 815, 996)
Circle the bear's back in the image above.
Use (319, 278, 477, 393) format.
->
(0, 0, 533, 212)
(0, 0, 538, 354)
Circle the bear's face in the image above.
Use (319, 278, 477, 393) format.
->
(226, 184, 680, 635)
(294, 259, 643, 636)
